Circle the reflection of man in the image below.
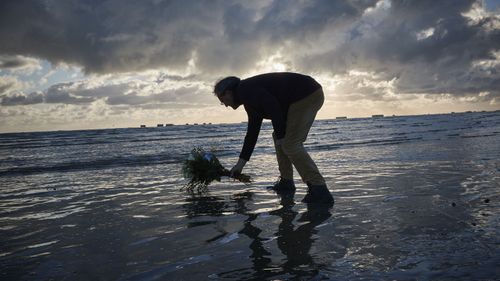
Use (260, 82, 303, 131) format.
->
(213, 72, 334, 204)
(271, 192, 332, 277)
(220, 190, 332, 280)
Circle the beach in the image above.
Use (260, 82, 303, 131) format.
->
(1, 111, 499, 280)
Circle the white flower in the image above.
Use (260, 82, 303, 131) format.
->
(203, 153, 214, 162)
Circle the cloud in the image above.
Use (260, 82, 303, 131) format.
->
(299, 0, 499, 99)
(44, 83, 97, 104)
(0, 0, 379, 75)
(0, 75, 31, 95)
(105, 85, 206, 106)
(0, 76, 17, 94)
(2, 0, 496, 92)
(1, 91, 44, 106)
(0, 0, 223, 74)
(0, 55, 42, 74)
(0, 71, 210, 109)
(0, 0, 499, 132)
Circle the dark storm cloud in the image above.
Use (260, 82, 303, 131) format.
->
(0, 0, 221, 74)
(0, 81, 116, 105)
(376, 0, 499, 95)
(197, 0, 378, 73)
(300, 0, 500, 98)
(0, 0, 377, 74)
(0, 55, 41, 75)
(0, 78, 206, 107)
(0, 0, 498, 101)
(45, 83, 98, 104)
(1, 92, 44, 105)
(254, 0, 377, 39)
(0, 55, 31, 69)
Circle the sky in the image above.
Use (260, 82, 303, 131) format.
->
(0, 0, 499, 133)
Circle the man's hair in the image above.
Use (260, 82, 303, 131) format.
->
(214, 76, 240, 95)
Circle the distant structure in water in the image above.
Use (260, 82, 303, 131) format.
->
(139, 124, 174, 128)
(372, 114, 384, 118)
(179, 122, 211, 126)
(336, 116, 347, 120)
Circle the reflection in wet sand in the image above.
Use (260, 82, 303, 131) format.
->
(210, 190, 333, 280)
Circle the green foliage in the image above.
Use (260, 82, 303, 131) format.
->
(182, 147, 250, 192)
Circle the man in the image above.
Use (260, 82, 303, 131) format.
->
(214, 72, 333, 204)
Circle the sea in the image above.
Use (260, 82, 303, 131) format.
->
(1, 111, 499, 280)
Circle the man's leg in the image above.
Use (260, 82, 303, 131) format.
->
(273, 132, 294, 180)
(281, 88, 325, 185)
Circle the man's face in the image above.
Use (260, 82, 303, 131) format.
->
(217, 90, 238, 109)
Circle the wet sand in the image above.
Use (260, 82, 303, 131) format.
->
(1, 158, 499, 280)
(1, 112, 499, 280)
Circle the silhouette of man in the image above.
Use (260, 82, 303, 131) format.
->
(213, 72, 333, 204)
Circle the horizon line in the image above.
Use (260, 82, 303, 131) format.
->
(1, 109, 498, 135)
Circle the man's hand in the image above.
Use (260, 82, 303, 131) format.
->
(230, 158, 247, 178)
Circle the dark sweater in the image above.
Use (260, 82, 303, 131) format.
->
(234, 72, 322, 161)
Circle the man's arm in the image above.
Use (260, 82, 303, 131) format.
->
(231, 107, 262, 176)
(239, 106, 263, 161)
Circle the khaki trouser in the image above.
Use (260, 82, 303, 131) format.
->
(273, 88, 325, 185)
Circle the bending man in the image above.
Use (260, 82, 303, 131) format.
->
(214, 72, 334, 204)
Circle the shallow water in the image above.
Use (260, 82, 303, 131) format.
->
(1, 112, 500, 280)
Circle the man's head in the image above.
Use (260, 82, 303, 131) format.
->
(214, 76, 240, 109)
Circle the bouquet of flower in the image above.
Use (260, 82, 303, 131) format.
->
(182, 147, 251, 192)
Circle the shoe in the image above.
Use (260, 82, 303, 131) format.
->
(302, 183, 334, 205)
(267, 177, 296, 192)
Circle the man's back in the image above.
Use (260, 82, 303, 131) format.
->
(237, 72, 321, 106)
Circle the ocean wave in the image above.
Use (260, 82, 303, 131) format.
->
(1, 112, 499, 177)
(0, 152, 183, 177)
(309, 136, 424, 151)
